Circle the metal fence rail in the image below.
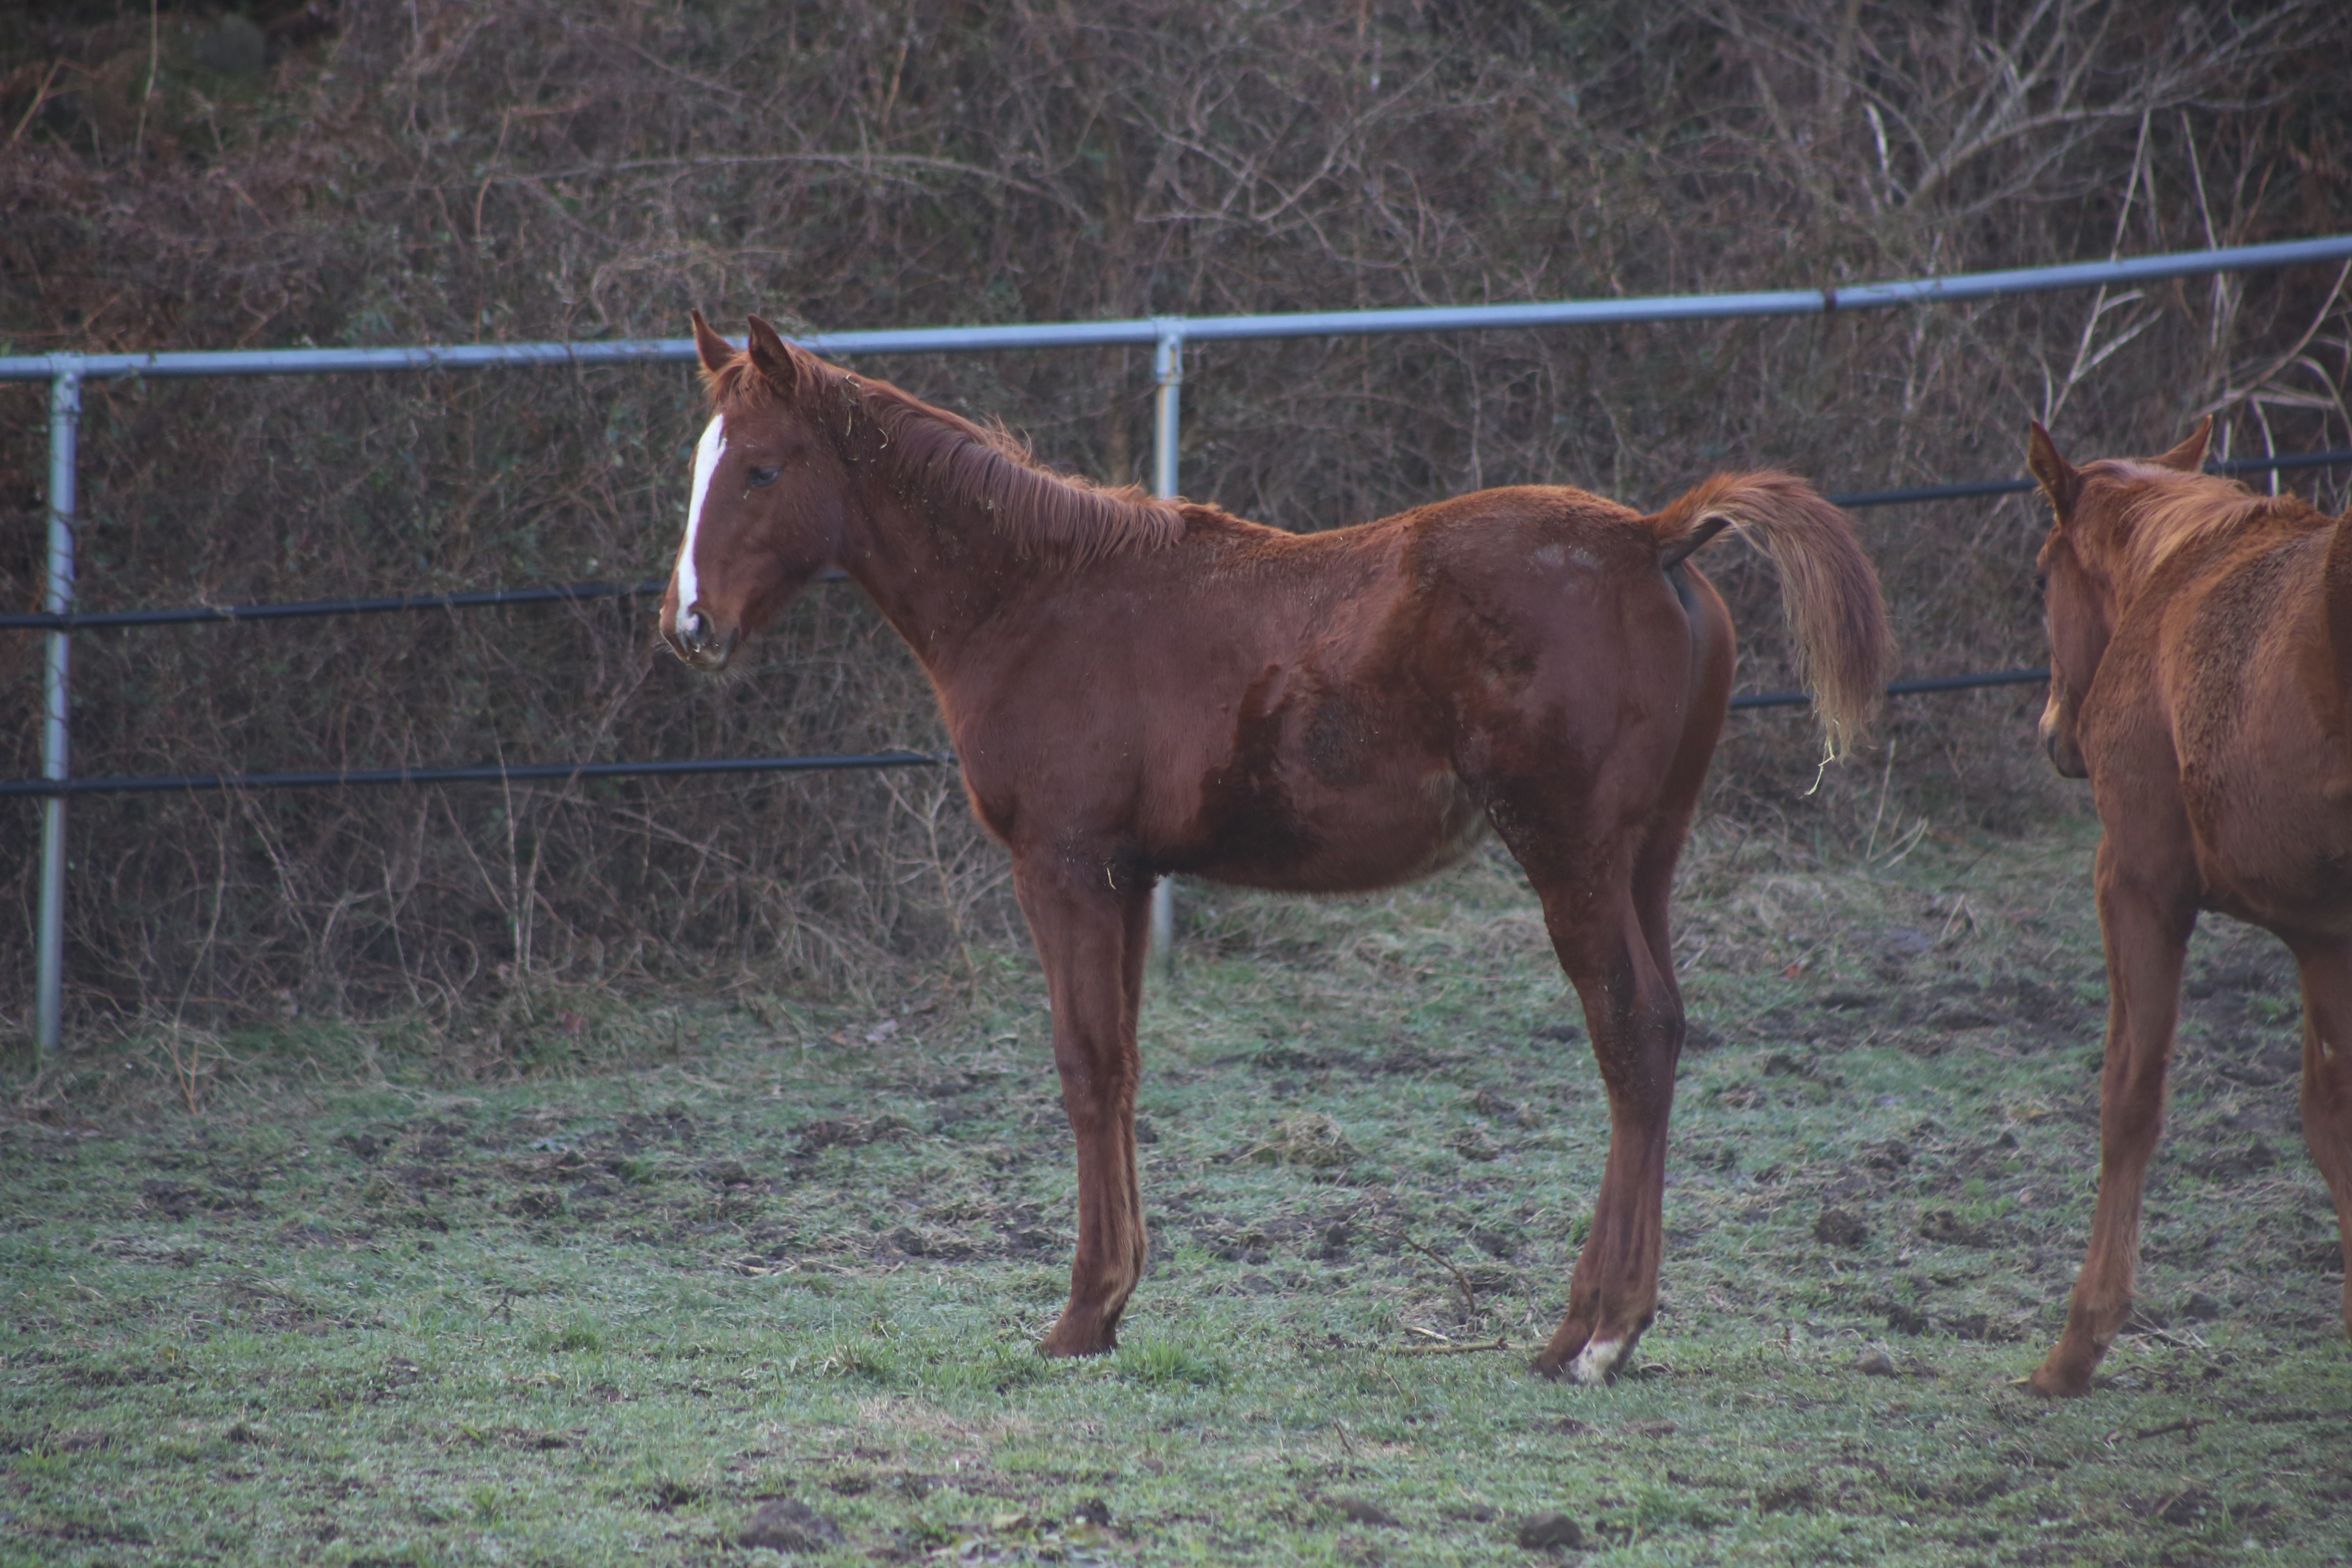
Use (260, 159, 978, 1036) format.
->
(11, 234, 2352, 385)
(13, 233, 2352, 1051)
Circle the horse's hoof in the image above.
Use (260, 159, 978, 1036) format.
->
(2026, 1361, 2092, 1399)
(1532, 1328, 1625, 1383)
(1038, 1321, 1117, 1359)
(1567, 1335, 1626, 1384)
(1037, 1339, 1112, 1359)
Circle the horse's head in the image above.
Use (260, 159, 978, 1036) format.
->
(2025, 416, 2211, 778)
(659, 312, 855, 672)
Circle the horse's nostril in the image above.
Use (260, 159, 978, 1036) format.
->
(666, 604, 735, 667)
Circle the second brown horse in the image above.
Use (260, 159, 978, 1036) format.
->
(661, 314, 1891, 1380)
(2025, 419, 2352, 1396)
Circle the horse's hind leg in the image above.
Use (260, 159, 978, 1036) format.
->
(2030, 850, 2196, 1397)
(1518, 858, 1684, 1385)
(2287, 933, 2352, 1343)
(1012, 857, 1154, 1358)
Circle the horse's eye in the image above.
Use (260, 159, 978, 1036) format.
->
(746, 465, 783, 489)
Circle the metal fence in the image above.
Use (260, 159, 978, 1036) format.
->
(10, 233, 2352, 1052)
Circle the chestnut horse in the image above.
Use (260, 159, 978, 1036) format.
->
(2025, 418, 2352, 1397)
(662, 313, 1890, 1381)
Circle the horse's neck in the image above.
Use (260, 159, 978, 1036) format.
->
(2109, 482, 2297, 603)
(2101, 542, 2161, 609)
(2095, 517, 2191, 612)
(838, 463, 1028, 675)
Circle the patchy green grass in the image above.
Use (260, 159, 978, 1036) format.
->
(4, 815, 2348, 1566)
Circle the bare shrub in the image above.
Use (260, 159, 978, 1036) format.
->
(1, 1, 2347, 1039)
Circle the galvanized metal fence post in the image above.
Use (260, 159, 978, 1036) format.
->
(1148, 320, 1185, 971)
(36, 357, 81, 1056)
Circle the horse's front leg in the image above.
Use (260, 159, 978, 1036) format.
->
(2030, 848, 2196, 1397)
(2288, 933, 2352, 1345)
(1013, 855, 1154, 1357)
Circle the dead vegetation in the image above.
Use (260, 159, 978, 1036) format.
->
(2, 1, 2350, 1045)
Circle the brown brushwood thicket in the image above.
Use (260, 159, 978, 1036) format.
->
(3, 1, 2349, 1045)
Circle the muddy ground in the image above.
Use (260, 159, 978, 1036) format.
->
(3, 816, 2348, 1565)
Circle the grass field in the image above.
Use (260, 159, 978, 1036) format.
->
(5, 810, 2348, 1566)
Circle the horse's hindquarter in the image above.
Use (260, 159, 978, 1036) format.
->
(1207, 492, 1712, 890)
(1217, 493, 1714, 889)
(2162, 541, 2352, 931)
(1414, 496, 1718, 838)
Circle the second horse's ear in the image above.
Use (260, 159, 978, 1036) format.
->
(2154, 414, 2213, 473)
(691, 310, 734, 376)
(2027, 421, 2081, 519)
(745, 315, 801, 396)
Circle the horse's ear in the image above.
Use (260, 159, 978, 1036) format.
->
(2026, 421, 2080, 519)
(691, 310, 734, 377)
(745, 315, 801, 397)
(2154, 415, 2213, 473)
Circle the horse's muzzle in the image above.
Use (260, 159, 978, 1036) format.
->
(2037, 691, 2090, 780)
(2041, 725, 2089, 780)
(665, 605, 740, 672)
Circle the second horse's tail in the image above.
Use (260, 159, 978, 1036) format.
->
(1649, 472, 1894, 760)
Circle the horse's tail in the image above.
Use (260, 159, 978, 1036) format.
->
(2326, 501, 2352, 757)
(1649, 471, 1893, 760)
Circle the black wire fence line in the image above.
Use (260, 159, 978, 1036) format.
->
(0, 751, 948, 799)
(3, 447, 2340, 798)
(5, 448, 2345, 634)
(0, 667, 2066, 799)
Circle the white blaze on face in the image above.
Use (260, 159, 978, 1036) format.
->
(675, 414, 728, 637)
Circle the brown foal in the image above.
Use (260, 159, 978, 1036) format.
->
(660, 313, 1891, 1380)
(2025, 418, 2352, 1396)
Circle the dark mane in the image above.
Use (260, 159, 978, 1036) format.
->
(709, 348, 1184, 565)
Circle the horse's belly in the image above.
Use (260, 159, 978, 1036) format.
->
(1174, 766, 1489, 893)
(2183, 748, 2352, 932)
(2191, 823, 2352, 932)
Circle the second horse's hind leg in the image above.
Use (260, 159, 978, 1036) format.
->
(2289, 933, 2352, 1344)
(1525, 871, 1684, 1383)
